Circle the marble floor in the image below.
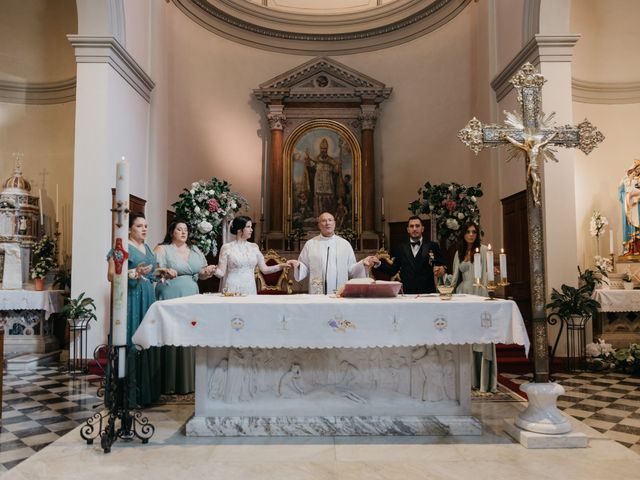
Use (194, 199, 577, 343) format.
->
(2, 366, 640, 479)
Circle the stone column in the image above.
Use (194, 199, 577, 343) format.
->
(359, 103, 379, 249)
(267, 104, 286, 244)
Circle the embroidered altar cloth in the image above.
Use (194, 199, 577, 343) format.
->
(133, 294, 529, 353)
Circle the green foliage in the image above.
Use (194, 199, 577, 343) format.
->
(546, 281, 601, 320)
(172, 178, 248, 256)
(61, 292, 97, 322)
(409, 182, 483, 244)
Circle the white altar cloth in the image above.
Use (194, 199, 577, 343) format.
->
(592, 289, 640, 312)
(133, 293, 529, 352)
(0, 289, 63, 320)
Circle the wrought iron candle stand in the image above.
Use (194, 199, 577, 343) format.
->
(80, 342, 155, 453)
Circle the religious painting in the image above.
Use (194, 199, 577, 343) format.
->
(284, 120, 361, 236)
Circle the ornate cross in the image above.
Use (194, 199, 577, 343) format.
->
(458, 62, 604, 383)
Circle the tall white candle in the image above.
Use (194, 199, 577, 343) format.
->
(473, 247, 481, 280)
(609, 230, 614, 254)
(38, 189, 44, 224)
(55, 184, 59, 223)
(486, 244, 495, 281)
(499, 248, 507, 280)
(112, 157, 129, 378)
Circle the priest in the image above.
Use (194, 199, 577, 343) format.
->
(289, 212, 377, 294)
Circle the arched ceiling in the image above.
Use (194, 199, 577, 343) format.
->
(172, 0, 471, 54)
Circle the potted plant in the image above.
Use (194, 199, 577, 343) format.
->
(546, 282, 601, 321)
(61, 292, 97, 325)
(31, 235, 57, 291)
(623, 272, 634, 290)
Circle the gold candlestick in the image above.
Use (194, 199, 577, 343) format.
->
(485, 281, 498, 301)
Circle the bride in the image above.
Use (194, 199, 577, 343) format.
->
(212, 216, 291, 295)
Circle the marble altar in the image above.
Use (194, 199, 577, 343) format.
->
(133, 294, 529, 436)
(0, 288, 63, 353)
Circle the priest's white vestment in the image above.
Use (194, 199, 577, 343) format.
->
(295, 234, 366, 294)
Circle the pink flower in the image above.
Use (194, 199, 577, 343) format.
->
(445, 200, 457, 212)
(208, 199, 220, 212)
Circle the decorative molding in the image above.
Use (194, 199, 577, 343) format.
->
(491, 34, 579, 102)
(522, 0, 540, 45)
(254, 57, 392, 104)
(172, 0, 472, 55)
(67, 35, 155, 103)
(0, 78, 76, 105)
(572, 79, 640, 105)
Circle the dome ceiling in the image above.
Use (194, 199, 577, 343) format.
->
(172, 0, 471, 54)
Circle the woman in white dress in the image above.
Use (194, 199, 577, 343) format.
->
(451, 221, 498, 393)
(212, 216, 290, 295)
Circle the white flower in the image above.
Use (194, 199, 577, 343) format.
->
(189, 189, 195, 195)
(594, 255, 613, 275)
(471, 196, 477, 202)
(197, 220, 213, 234)
(457, 212, 465, 219)
(445, 218, 459, 230)
(191, 182, 200, 190)
(589, 210, 608, 237)
(194, 206, 200, 214)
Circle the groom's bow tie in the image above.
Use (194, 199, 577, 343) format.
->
(410, 240, 421, 246)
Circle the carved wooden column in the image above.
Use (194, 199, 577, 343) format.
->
(267, 104, 286, 234)
(359, 103, 379, 248)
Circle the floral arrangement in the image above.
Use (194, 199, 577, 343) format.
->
(31, 235, 57, 279)
(594, 255, 613, 277)
(288, 228, 307, 241)
(409, 182, 483, 244)
(172, 178, 248, 256)
(589, 210, 608, 237)
(614, 343, 640, 374)
(585, 338, 616, 371)
(623, 271, 634, 283)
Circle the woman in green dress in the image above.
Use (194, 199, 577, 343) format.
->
(154, 219, 216, 394)
(107, 212, 161, 407)
(451, 221, 498, 393)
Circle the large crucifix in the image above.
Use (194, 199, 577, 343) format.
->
(458, 63, 604, 384)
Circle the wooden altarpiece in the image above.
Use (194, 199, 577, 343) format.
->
(254, 57, 391, 252)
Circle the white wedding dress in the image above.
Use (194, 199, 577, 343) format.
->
(214, 240, 282, 295)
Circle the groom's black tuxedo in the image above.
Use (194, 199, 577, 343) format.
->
(375, 237, 445, 294)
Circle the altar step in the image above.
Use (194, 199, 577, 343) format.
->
(5, 350, 61, 372)
(496, 344, 563, 375)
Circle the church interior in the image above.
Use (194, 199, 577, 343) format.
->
(1, 0, 640, 478)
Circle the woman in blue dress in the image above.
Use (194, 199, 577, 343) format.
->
(451, 221, 497, 393)
(107, 213, 161, 407)
(154, 218, 216, 394)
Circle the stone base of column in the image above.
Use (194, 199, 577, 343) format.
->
(515, 382, 572, 434)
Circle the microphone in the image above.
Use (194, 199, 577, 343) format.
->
(324, 246, 330, 294)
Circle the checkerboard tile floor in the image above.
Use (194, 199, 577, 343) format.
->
(1, 366, 639, 474)
(501, 371, 640, 454)
(0, 366, 102, 473)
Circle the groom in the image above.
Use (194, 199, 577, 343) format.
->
(372, 215, 446, 294)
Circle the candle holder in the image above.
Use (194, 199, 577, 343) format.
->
(609, 253, 615, 271)
(380, 212, 386, 250)
(473, 277, 482, 288)
(498, 277, 510, 287)
(485, 281, 498, 301)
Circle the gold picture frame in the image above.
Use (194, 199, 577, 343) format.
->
(283, 119, 361, 237)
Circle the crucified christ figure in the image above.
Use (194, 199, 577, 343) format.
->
(505, 132, 557, 205)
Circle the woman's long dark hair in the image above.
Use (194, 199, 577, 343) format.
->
(456, 221, 481, 263)
(162, 218, 190, 245)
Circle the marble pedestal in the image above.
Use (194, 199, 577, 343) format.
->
(187, 344, 481, 437)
